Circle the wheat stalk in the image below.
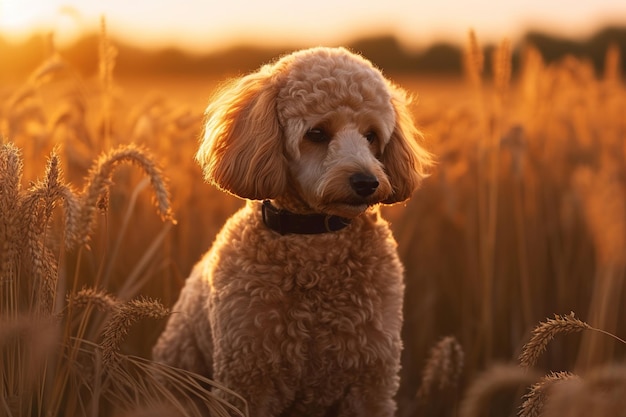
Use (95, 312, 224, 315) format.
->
(99, 15, 117, 148)
(493, 38, 512, 104)
(0, 315, 60, 413)
(465, 29, 484, 88)
(520, 44, 545, 105)
(572, 165, 626, 267)
(417, 336, 465, 399)
(104, 353, 248, 417)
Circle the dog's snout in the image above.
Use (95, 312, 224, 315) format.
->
(350, 173, 379, 197)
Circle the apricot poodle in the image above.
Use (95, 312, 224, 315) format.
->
(153, 46, 431, 417)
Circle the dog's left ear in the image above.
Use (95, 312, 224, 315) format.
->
(196, 67, 287, 200)
(381, 86, 433, 204)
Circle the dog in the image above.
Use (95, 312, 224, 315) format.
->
(153, 46, 431, 417)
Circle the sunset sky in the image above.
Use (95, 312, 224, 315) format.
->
(1, 0, 625, 52)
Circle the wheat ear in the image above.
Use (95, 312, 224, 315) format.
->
(100, 296, 169, 366)
(518, 313, 591, 368)
(0, 143, 23, 282)
(75, 144, 175, 247)
(519, 371, 579, 417)
(18, 150, 85, 313)
(67, 287, 118, 312)
(17, 152, 68, 313)
(417, 336, 465, 399)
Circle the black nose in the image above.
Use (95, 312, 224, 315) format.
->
(350, 173, 379, 197)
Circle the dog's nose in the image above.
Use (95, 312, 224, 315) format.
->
(350, 173, 379, 197)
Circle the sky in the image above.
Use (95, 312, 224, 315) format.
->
(1, 0, 626, 53)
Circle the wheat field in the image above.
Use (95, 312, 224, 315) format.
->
(1, 26, 626, 417)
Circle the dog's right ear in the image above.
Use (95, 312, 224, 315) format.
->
(196, 66, 287, 200)
(381, 85, 433, 204)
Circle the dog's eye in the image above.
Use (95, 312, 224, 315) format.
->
(305, 128, 330, 143)
(364, 131, 378, 144)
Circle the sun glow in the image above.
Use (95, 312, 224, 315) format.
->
(0, 0, 82, 44)
(0, 2, 27, 30)
(0, 0, 625, 53)
(0, 0, 46, 37)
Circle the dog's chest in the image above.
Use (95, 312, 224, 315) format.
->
(214, 228, 401, 377)
(208, 210, 403, 401)
(247, 255, 393, 390)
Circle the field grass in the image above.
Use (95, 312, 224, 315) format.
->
(2, 27, 626, 416)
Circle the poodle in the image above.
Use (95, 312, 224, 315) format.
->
(152, 46, 431, 417)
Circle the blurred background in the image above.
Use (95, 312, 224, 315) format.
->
(2, 0, 626, 79)
(2, 1, 626, 416)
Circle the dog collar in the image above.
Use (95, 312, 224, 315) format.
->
(261, 200, 351, 235)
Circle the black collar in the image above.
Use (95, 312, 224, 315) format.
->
(261, 200, 351, 235)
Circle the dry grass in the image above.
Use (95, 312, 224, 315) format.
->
(2, 24, 626, 417)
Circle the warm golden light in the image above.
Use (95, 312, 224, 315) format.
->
(0, 0, 41, 34)
(0, 0, 625, 52)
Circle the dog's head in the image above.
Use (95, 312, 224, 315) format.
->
(197, 47, 432, 218)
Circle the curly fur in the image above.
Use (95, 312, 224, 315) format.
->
(153, 47, 432, 417)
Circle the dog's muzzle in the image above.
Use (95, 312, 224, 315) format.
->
(349, 173, 379, 197)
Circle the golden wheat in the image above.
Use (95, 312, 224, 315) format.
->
(0, 21, 252, 417)
(518, 371, 579, 417)
(3, 22, 626, 417)
(416, 335, 465, 399)
(0, 143, 22, 283)
(68, 287, 118, 312)
(76, 144, 175, 248)
(572, 165, 626, 267)
(100, 296, 169, 366)
(20, 151, 66, 313)
(493, 38, 512, 104)
(464, 29, 484, 88)
(518, 313, 591, 368)
(98, 15, 117, 149)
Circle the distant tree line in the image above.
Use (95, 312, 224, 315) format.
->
(1, 26, 625, 80)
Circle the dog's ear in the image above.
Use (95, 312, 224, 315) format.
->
(196, 67, 287, 199)
(381, 86, 433, 204)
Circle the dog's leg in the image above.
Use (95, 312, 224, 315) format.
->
(152, 269, 213, 376)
